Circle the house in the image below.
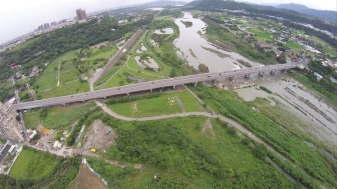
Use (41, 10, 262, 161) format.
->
(15, 72, 22, 79)
(290, 55, 298, 62)
(27, 129, 37, 140)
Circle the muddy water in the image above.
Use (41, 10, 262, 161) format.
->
(174, 12, 261, 72)
(235, 75, 337, 147)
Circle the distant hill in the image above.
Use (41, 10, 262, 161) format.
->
(275, 3, 337, 24)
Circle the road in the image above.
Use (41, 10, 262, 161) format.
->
(14, 63, 298, 110)
(89, 30, 144, 91)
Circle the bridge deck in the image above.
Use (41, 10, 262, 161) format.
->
(14, 63, 297, 110)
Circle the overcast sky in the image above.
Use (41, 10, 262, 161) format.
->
(0, 0, 336, 44)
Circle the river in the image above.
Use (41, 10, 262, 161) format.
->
(174, 12, 261, 72)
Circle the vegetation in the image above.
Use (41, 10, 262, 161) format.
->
(191, 86, 337, 188)
(180, 20, 193, 28)
(9, 147, 61, 179)
(97, 114, 295, 188)
(204, 18, 275, 64)
(106, 91, 204, 117)
(23, 102, 95, 129)
(259, 86, 272, 94)
(86, 157, 138, 188)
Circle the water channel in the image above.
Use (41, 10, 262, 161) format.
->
(174, 12, 261, 72)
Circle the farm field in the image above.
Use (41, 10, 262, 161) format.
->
(9, 148, 61, 179)
(23, 102, 95, 129)
(106, 91, 204, 117)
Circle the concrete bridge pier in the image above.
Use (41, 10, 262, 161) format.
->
(127, 93, 130, 96)
(160, 87, 164, 93)
(270, 70, 276, 75)
(244, 74, 250, 79)
(258, 72, 264, 77)
(150, 88, 152, 92)
(173, 85, 176, 89)
(194, 82, 198, 87)
(229, 76, 234, 81)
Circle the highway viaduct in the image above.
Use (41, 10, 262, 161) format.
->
(14, 63, 298, 110)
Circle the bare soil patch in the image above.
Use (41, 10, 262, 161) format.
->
(83, 120, 116, 150)
(69, 165, 108, 189)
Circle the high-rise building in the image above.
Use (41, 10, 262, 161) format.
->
(0, 102, 24, 142)
(76, 9, 87, 21)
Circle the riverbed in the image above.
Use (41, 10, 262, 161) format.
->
(174, 12, 261, 72)
(235, 75, 337, 148)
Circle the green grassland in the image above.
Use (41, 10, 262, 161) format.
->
(107, 91, 203, 117)
(97, 115, 295, 188)
(9, 148, 61, 179)
(23, 102, 95, 129)
(285, 41, 304, 53)
(34, 51, 78, 91)
(249, 27, 273, 41)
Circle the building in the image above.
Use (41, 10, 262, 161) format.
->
(0, 102, 24, 142)
(76, 9, 87, 21)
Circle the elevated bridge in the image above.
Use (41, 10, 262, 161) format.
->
(14, 63, 298, 110)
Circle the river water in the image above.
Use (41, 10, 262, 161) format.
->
(173, 12, 261, 72)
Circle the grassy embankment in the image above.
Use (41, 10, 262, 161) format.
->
(23, 102, 95, 129)
(106, 91, 204, 117)
(88, 113, 296, 188)
(190, 86, 337, 188)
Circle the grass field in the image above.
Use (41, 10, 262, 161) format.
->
(9, 148, 61, 179)
(285, 41, 303, 51)
(24, 102, 95, 129)
(249, 27, 273, 41)
(107, 91, 204, 117)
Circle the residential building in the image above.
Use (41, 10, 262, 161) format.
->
(76, 9, 87, 21)
(0, 102, 24, 142)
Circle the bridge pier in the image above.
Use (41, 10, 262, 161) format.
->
(229, 76, 234, 81)
(127, 93, 129, 96)
(194, 82, 198, 87)
(244, 74, 250, 79)
(150, 89, 152, 93)
(258, 72, 264, 77)
(160, 87, 164, 93)
(173, 85, 176, 89)
(270, 70, 276, 75)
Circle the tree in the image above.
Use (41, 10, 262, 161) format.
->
(32, 134, 41, 140)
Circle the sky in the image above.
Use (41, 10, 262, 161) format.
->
(0, 0, 336, 44)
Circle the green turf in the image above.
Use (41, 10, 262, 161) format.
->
(107, 91, 203, 117)
(285, 41, 303, 50)
(9, 148, 61, 179)
(23, 102, 95, 129)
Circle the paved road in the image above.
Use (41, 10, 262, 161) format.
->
(89, 30, 144, 91)
(14, 63, 298, 110)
